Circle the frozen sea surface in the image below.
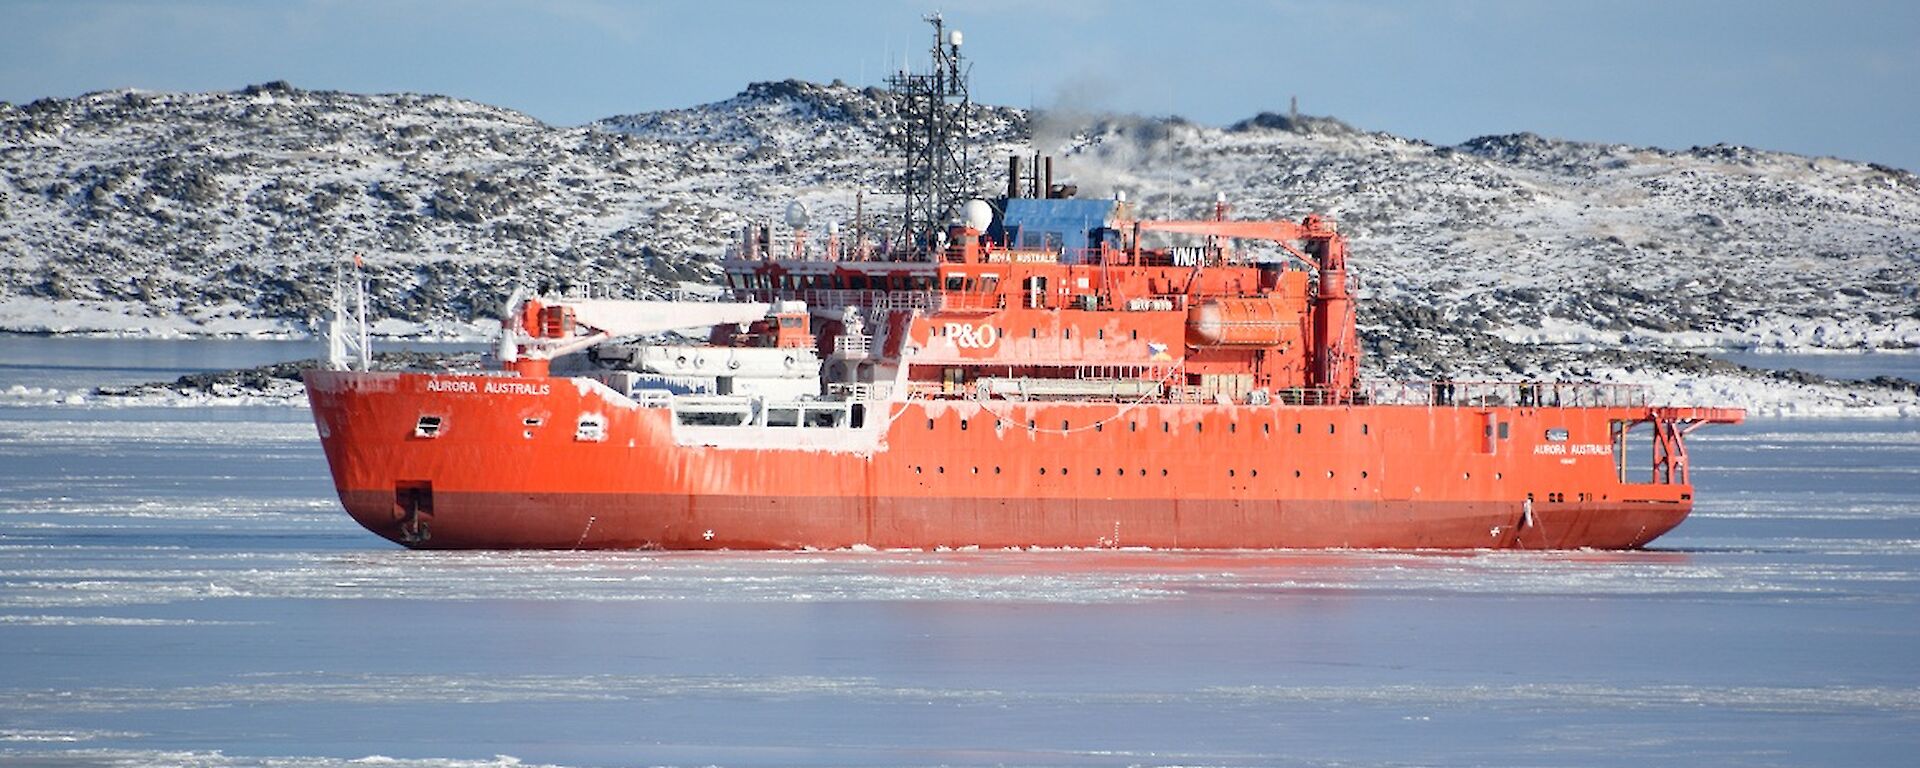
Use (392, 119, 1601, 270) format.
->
(1, 382, 1918, 765)
(1715, 348, 1920, 383)
(0, 334, 483, 404)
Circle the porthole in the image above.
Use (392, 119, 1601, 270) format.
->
(972, 466, 979, 474)
(1228, 469, 1236, 477)
(1294, 470, 1302, 478)
(1463, 472, 1471, 480)
(1294, 423, 1302, 434)
(960, 419, 969, 431)
(1495, 472, 1503, 480)
(1328, 423, 1336, 434)
(1262, 423, 1271, 435)
(937, 466, 945, 474)
(914, 466, 922, 474)
(1196, 422, 1204, 433)
(994, 466, 1002, 475)
(1095, 468, 1103, 476)
(1251, 469, 1259, 478)
(927, 419, 934, 430)
(1361, 470, 1369, 479)
(1061, 468, 1069, 476)
(1095, 423, 1103, 432)
(1229, 423, 1237, 434)
(1162, 421, 1170, 433)
(1040, 467, 1047, 475)
(1362, 423, 1370, 435)
(1130, 422, 1138, 432)
(1161, 469, 1169, 477)
(1139, 468, 1146, 476)
(1062, 420, 1070, 431)
(1326, 470, 1335, 478)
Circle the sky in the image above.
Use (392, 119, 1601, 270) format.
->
(4, 0, 1918, 171)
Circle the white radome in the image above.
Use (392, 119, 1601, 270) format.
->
(962, 198, 993, 231)
(784, 200, 811, 230)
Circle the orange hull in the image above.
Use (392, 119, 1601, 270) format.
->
(305, 370, 1704, 551)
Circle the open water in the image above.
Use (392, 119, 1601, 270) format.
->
(1, 338, 1917, 767)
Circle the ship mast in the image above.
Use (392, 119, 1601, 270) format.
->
(887, 13, 974, 255)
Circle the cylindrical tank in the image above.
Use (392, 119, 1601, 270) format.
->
(1187, 298, 1300, 347)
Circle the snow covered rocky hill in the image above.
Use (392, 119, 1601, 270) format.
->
(2, 80, 1917, 414)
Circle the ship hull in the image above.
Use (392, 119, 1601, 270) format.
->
(334, 490, 1684, 550)
(305, 370, 1698, 551)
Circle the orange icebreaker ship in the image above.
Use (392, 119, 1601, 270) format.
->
(303, 18, 1741, 550)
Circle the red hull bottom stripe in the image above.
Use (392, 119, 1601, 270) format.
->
(340, 490, 1687, 551)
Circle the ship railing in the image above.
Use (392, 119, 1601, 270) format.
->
(902, 381, 955, 400)
(833, 334, 873, 357)
(662, 287, 727, 303)
(1075, 363, 1179, 381)
(787, 288, 937, 312)
(826, 381, 895, 402)
(934, 291, 1008, 312)
(1358, 380, 1651, 408)
(892, 378, 1650, 408)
